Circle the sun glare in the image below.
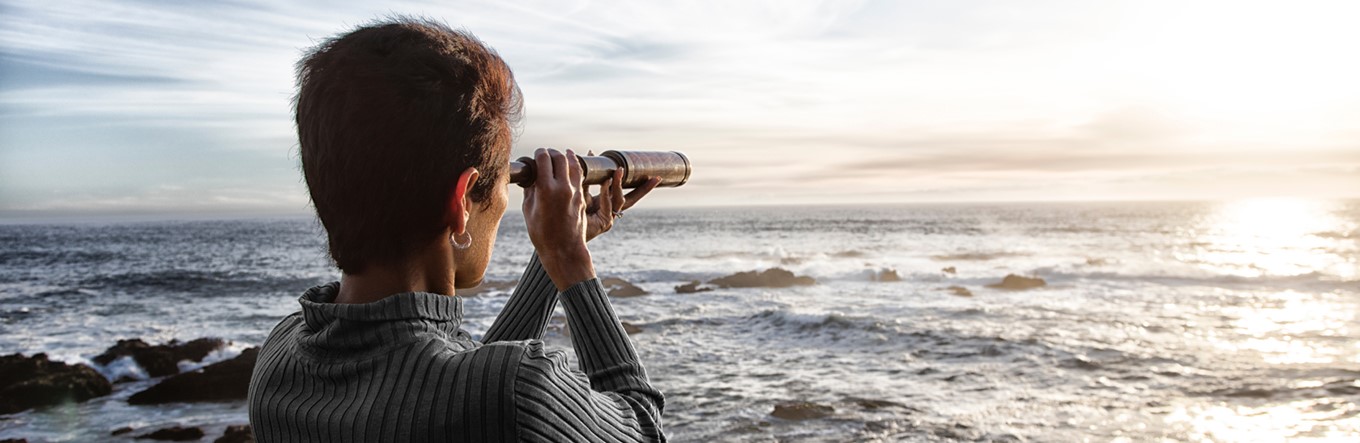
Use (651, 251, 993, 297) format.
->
(1179, 199, 1353, 278)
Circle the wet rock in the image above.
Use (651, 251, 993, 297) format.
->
(0, 353, 112, 414)
(847, 397, 908, 410)
(128, 348, 258, 405)
(710, 268, 815, 288)
(770, 401, 834, 420)
(112, 426, 134, 436)
(214, 424, 254, 443)
(93, 338, 226, 379)
(1062, 356, 1101, 371)
(0, 438, 28, 443)
(600, 277, 647, 297)
(674, 280, 714, 294)
(945, 286, 973, 297)
(1085, 257, 1109, 266)
(136, 426, 204, 441)
(941, 266, 957, 274)
(620, 322, 643, 335)
(986, 274, 1046, 290)
(458, 280, 516, 297)
(869, 268, 902, 282)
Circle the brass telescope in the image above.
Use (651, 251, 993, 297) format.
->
(509, 150, 691, 188)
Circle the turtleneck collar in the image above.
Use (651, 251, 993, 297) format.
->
(294, 282, 475, 360)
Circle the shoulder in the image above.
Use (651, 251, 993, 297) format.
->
(257, 313, 304, 356)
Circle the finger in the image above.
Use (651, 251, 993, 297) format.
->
(565, 148, 583, 189)
(585, 189, 600, 213)
(620, 176, 661, 210)
(547, 148, 566, 183)
(610, 169, 625, 210)
(534, 148, 553, 184)
(599, 176, 614, 218)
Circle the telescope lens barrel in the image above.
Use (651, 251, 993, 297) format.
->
(509, 150, 690, 188)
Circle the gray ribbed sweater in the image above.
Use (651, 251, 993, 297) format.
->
(247, 253, 666, 442)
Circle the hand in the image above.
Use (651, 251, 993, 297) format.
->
(521, 148, 596, 291)
(584, 150, 662, 242)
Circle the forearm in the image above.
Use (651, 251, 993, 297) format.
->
(559, 279, 658, 398)
(481, 252, 559, 343)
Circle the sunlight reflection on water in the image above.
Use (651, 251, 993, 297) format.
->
(1181, 199, 1357, 279)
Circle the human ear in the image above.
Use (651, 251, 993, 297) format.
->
(449, 167, 480, 234)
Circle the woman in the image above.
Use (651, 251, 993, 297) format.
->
(247, 17, 666, 442)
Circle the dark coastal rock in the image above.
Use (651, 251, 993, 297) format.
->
(0, 438, 29, 443)
(710, 268, 815, 288)
(845, 397, 912, 411)
(136, 426, 204, 441)
(620, 322, 643, 335)
(128, 348, 258, 405)
(214, 424, 254, 443)
(941, 266, 957, 274)
(945, 286, 973, 297)
(770, 401, 834, 420)
(93, 337, 226, 379)
(986, 274, 1046, 290)
(112, 426, 135, 436)
(459, 280, 516, 297)
(0, 353, 112, 414)
(600, 277, 647, 297)
(674, 280, 714, 294)
(868, 268, 902, 282)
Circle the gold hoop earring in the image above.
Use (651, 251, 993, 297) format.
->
(451, 231, 472, 250)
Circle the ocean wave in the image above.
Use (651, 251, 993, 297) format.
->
(1035, 269, 1359, 291)
(0, 249, 121, 267)
(80, 270, 325, 295)
(930, 251, 1029, 261)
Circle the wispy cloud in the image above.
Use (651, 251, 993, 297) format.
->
(2, 0, 1358, 215)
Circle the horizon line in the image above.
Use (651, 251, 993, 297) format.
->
(3, 196, 1356, 225)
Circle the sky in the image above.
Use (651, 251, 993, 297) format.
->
(1, 0, 1358, 217)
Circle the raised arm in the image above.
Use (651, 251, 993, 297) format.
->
(481, 252, 559, 343)
(513, 278, 664, 441)
(516, 147, 665, 439)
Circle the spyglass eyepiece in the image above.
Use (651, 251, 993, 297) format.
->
(509, 150, 691, 188)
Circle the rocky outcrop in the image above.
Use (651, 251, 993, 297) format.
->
(945, 286, 973, 297)
(710, 268, 815, 288)
(600, 277, 647, 297)
(214, 425, 254, 443)
(93, 338, 225, 379)
(136, 426, 204, 441)
(0, 353, 112, 414)
(620, 322, 643, 335)
(941, 266, 957, 274)
(674, 280, 714, 294)
(868, 268, 901, 282)
(770, 401, 834, 420)
(986, 274, 1046, 290)
(128, 348, 258, 405)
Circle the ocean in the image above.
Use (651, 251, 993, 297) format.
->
(1, 200, 1357, 442)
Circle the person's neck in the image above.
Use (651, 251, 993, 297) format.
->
(334, 246, 455, 304)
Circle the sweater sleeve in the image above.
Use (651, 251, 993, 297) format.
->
(512, 278, 665, 442)
(482, 252, 559, 343)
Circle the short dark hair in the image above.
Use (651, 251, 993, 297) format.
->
(296, 17, 521, 274)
